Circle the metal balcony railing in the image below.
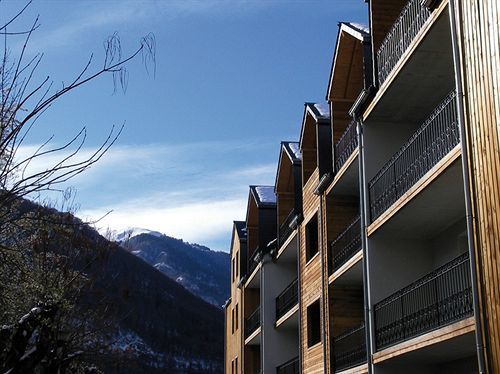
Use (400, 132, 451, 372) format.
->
(245, 307, 261, 339)
(329, 215, 362, 274)
(368, 90, 459, 222)
(277, 357, 299, 374)
(279, 209, 296, 248)
(374, 253, 473, 350)
(248, 247, 262, 276)
(276, 278, 299, 321)
(334, 120, 358, 174)
(376, 0, 431, 85)
(332, 323, 367, 372)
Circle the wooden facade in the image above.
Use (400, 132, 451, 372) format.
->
(300, 167, 325, 374)
(224, 1, 500, 372)
(456, 0, 500, 372)
(226, 222, 246, 374)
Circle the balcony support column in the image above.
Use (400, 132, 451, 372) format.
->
(449, 0, 487, 372)
(356, 119, 374, 374)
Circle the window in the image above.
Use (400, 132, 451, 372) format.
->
(231, 308, 235, 334)
(306, 214, 319, 261)
(236, 251, 239, 278)
(235, 357, 238, 373)
(232, 258, 235, 282)
(231, 360, 234, 374)
(307, 300, 321, 347)
(235, 304, 239, 330)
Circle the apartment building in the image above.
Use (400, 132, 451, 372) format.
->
(225, 0, 500, 373)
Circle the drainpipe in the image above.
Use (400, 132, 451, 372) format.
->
(448, 1, 487, 373)
(356, 119, 373, 374)
(318, 193, 329, 373)
(294, 221, 303, 374)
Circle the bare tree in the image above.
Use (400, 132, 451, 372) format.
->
(0, 1, 155, 372)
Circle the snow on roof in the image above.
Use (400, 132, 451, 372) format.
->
(347, 22, 369, 34)
(234, 221, 247, 239)
(287, 142, 302, 161)
(253, 186, 276, 206)
(314, 103, 330, 118)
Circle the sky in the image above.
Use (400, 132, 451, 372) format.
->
(1, 0, 367, 252)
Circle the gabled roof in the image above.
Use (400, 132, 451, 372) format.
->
(283, 141, 302, 164)
(234, 220, 247, 242)
(306, 102, 330, 122)
(327, 22, 370, 101)
(275, 141, 301, 193)
(299, 102, 331, 149)
(249, 185, 277, 208)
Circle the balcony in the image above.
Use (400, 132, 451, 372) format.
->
(334, 120, 358, 174)
(248, 247, 262, 277)
(245, 307, 261, 339)
(276, 278, 298, 321)
(374, 253, 473, 351)
(332, 323, 367, 372)
(277, 357, 299, 374)
(279, 209, 297, 248)
(368, 90, 459, 222)
(329, 216, 361, 274)
(376, 0, 431, 86)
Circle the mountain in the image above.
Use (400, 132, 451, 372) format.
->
(117, 228, 230, 308)
(1, 201, 224, 373)
(91, 242, 224, 373)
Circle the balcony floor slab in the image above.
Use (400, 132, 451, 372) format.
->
(373, 317, 475, 364)
(329, 249, 363, 286)
(275, 303, 299, 329)
(244, 326, 261, 346)
(335, 363, 368, 374)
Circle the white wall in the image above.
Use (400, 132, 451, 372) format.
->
(260, 246, 299, 373)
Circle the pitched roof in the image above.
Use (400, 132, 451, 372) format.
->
(327, 22, 371, 101)
(234, 220, 247, 241)
(283, 141, 302, 163)
(250, 185, 276, 207)
(305, 102, 331, 122)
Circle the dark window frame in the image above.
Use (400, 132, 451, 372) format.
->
(305, 213, 319, 262)
(307, 299, 321, 347)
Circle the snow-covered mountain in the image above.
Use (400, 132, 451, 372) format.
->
(117, 229, 230, 307)
(115, 227, 164, 242)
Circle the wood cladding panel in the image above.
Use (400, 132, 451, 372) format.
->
(457, 0, 500, 372)
(226, 232, 244, 374)
(328, 286, 364, 337)
(303, 168, 320, 219)
(325, 195, 360, 243)
(300, 167, 325, 373)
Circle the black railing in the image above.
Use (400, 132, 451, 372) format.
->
(374, 253, 473, 350)
(248, 247, 262, 276)
(376, 0, 431, 85)
(245, 307, 261, 339)
(334, 120, 358, 174)
(276, 278, 299, 321)
(277, 357, 299, 374)
(279, 209, 296, 248)
(329, 216, 362, 274)
(332, 323, 367, 372)
(368, 90, 459, 222)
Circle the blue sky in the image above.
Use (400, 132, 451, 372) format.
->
(2, 0, 367, 252)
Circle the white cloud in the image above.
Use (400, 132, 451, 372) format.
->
(16, 140, 277, 251)
(81, 198, 247, 249)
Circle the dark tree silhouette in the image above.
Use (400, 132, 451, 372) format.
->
(0, 1, 155, 372)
